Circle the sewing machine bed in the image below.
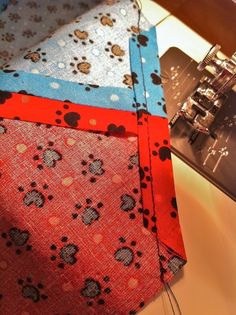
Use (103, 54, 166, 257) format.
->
(160, 47, 236, 201)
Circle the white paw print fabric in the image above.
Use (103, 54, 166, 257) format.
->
(0, 0, 151, 88)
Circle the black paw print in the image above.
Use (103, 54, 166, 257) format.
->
(68, 29, 94, 45)
(152, 140, 171, 161)
(137, 34, 149, 47)
(18, 277, 48, 303)
(0, 90, 12, 104)
(70, 56, 91, 74)
(81, 276, 111, 307)
(131, 33, 149, 48)
(50, 236, 79, 269)
(150, 69, 162, 85)
(1, 227, 32, 255)
(120, 191, 141, 220)
(128, 153, 139, 170)
(18, 182, 53, 208)
(55, 104, 81, 128)
(139, 166, 151, 189)
(157, 96, 166, 114)
(136, 109, 150, 122)
(81, 155, 105, 183)
(72, 199, 103, 226)
(33, 141, 62, 170)
(105, 42, 125, 62)
(24, 48, 47, 63)
(107, 123, 126, 136)
(94, 12, 116, 27)
(114, 237, 142, 269)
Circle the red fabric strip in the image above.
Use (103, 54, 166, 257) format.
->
(0, 91, 137, 136)
(136, 110, 186, 259)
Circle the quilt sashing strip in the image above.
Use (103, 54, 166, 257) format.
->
(0, 91, 137, 137)
(129, 27, 167, 118)
(129, 27, 186, 261)
(0, 70, 135, 112)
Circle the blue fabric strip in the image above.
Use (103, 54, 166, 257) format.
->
(0, 70, 134, 110)
(129, 27, 167, 118)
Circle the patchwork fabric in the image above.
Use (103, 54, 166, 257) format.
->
(0, 1, 186, 314)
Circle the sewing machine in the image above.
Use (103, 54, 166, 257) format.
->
(161, 45, 236, 201)
(140, 1, 236, 315)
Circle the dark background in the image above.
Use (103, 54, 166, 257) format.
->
(155, 0, 236, 56)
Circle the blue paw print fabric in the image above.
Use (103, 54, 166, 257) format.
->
(129, 27, 166, 117)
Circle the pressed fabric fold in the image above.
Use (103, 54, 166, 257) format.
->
(0, 0, 186, 314)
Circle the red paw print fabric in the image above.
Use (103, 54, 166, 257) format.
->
(0, 92, 186, 315)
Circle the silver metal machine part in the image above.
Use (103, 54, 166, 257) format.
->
(170, 45, 236, 138)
